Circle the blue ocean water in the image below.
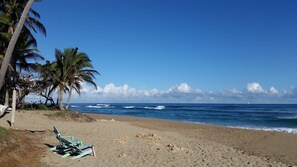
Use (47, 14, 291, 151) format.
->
(69, 103, 297, 134)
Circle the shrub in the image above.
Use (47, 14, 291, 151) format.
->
(37, 104, 48, 110)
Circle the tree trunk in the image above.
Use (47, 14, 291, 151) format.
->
(41, 86, 56, 106)
(0, 0, 35, 90)
(4, 90, 9, 106)
(18, 89, 23, 103)
(65, 84, 73, 110)
(58, 85, 64, 111)
(44, 87, 49, 104)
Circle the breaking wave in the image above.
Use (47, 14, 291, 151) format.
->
(144, 105, 165, 110)
(228, 126, 297, 134)
(86, 104, 113, 109)
(277, 115, 297, 119)
(123, 106, 135, 109)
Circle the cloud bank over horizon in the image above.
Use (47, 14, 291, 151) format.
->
(39, 82, 297, 104)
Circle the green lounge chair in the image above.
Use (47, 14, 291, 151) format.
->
(51, 126, 96, 159)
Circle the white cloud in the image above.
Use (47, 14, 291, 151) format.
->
(223, 88, 242, 98)
(26, 82, 297, 103)
(283, 87, 297, 98)
(177, 83, 191, 93)
(85, 83, 159, 98)
(247, 82, 265, 93)
(268, 86, 278, 94)
(246, 83, 279, 96)
(77, 82, 297, 103)
(225, 88, 241, 94)
(80, 86, 90, 93)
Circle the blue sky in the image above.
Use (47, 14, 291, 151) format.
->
(29, 0, 297, 103)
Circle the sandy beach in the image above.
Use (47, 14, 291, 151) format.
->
(0, 110, 296, 167)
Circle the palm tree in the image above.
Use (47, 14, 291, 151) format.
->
(0, 14, 11, 54)
(0, 0, 35, 90)
(0, 0, 46, 42)
(55, 48, 75, 110)
(65, 50, 99, 110)
(54, 48, 99, 110)
(0, 0, 45, 91)
(12, 32, 44, 75)
(0, 31, 44, 105)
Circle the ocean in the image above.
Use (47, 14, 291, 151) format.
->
(69, 103, 297, 134)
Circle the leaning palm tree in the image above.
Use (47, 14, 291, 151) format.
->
(65, 51, 99, 110)
(0, 0, 46, 42)
(0, 0, 35, 90)
(0, 0, 44, 90)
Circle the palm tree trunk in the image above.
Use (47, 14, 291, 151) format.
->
(65, 84, 73, 110)
(0, 0, 35, 90)
(58, 85, 65, 111)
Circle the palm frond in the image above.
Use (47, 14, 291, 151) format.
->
(25, 17, 46, 36)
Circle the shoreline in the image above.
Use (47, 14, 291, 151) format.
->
(83, 112, 297, 134)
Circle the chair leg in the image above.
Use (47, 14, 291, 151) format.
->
(92, 146, 96, 157)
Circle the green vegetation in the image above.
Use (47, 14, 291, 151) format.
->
(50, 111, 69, 118)
(47, 111, 95, 122)
(0, 0, 45, 106)
(0, 1, 99, 110)
(37, 48, 99, 111)
(0, 127, 13, 142)
(18, 102, 56, 110)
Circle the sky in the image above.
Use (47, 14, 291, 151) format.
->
(28, 0, 297, 103)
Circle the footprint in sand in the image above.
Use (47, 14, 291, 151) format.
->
(113, 135, 129, 144)
(136, 132, 160, 141)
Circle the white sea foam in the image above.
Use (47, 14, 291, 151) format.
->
(228, 126, 297, 134)
(71, 105, 79, 107)
(144, 106, 165, 110)
(277, 115, 297, 119)
(155, 105, 165, 110)
(96, 104, 111, 108)
(124, 106, 135, 109)
(144, 107, 154, 109)
(86, 105, 102, 108)
(86, 104, 112, 109)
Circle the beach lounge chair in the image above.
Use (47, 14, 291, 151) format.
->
(51, 126, 96, 159)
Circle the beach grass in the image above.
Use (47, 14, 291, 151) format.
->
(51, 110, 69, 118)
(46, 110, 95, 122)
